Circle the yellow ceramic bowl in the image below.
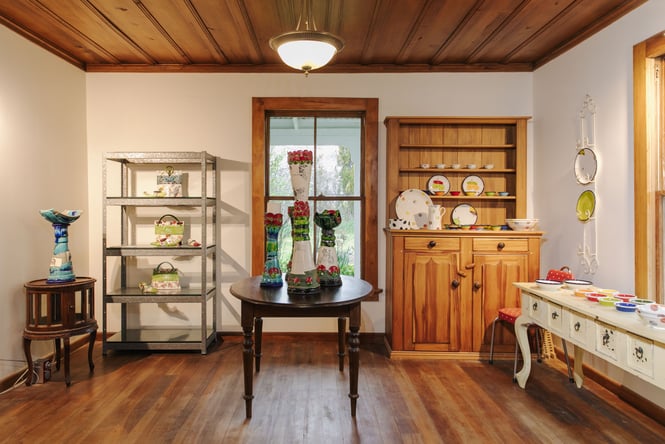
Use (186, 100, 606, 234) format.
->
(598, 297, 620, 307)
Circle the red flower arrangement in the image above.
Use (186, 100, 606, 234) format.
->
(287, 150, 313, 164)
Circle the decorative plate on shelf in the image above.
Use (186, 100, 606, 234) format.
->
(395, 189, 433, 229)
(461, 175, 484, 195)
(576, 190, 596, 221)
(574, 148, 597, 185)
(451, 203, 478, 226)
(427, 175, 450, 195)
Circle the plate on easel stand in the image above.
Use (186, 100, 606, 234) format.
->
(427, 175, 450, 195)
(395, 189, 433, 229)
(451, 203, 478, 226)
(576, 190, 596, 221)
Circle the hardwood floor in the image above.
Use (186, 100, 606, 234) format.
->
(1, 333, 664, 444)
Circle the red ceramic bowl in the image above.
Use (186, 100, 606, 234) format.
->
(585, 292, 604, 302)
(615, 293, 636, 303)
(450, 191, 461, 196)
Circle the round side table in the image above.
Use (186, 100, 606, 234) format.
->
(23, 277, 98, 386)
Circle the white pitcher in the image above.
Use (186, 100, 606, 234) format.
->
(428, 204, 446, 230)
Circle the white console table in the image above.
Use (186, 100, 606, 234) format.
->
(513, 283, 665, 390)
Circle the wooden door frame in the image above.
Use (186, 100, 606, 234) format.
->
(634, 32, 665, 301)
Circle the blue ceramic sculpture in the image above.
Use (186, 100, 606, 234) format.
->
(40, 209, 81, 283)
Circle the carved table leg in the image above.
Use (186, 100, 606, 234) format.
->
(254, 317, 263, 373)
(63, 337, 71, 386)
(87, 329, 97, 372)
(241, 301, 255, 418)
(348, 304, 361, 417)
(514, 315, 532, 389)
(23, 337, 33, 386)
(573, 345, 585, 388)
(337, 317, 346, 371)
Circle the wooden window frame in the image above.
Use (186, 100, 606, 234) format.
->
(251, 97, 380, 298)
(634, 31, 665, 302)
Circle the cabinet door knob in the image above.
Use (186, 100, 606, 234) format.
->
(473, 282, 482, 290)
(497, 242, 505, 250)
(451, 280, 460, 289)
(427, 240, 436, 249)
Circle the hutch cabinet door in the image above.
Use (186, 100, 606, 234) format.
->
(471, 253, 529, 352)
(403, 251, 462, 352)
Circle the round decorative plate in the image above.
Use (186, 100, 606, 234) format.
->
(574, 148, 597, 185)
(427, 175, 450, 195)
(461, 175, 484, 195)
(451, 203, 478, 226)
(395, 189, 433, 229)
(576, 190, 596, 221)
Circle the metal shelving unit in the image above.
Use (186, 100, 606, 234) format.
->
(102, 151, 217, 354)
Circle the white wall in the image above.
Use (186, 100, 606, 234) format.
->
(0, 26, 88, 378)
(533, 0, 665, 407)
(85, 72, 533, 335)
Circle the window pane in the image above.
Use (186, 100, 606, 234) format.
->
(268, 116, 314, 197)
(315, 118, 361, 197)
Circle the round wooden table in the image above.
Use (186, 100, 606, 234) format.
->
(23, 277, 97, 386)
(230, 275, 373, 418)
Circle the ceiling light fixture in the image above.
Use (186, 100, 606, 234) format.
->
(269, 0, 344, 75)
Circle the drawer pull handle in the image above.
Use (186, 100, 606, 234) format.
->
(473, 281, 482, 290)
(574, 322, 581, 332)
(635, 346, 644, 360)
(451, 279, 460, 289)
(532, 302, 538, 311)
(551, 312, 559, 320)
(427, 240, 436, 249)
(497, 242, 505, 250)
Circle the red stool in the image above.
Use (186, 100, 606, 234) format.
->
(489, 307, 573, 382)
(489, 308, 540, 381)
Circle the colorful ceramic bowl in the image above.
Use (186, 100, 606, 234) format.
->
(506, 219, 539, 231)
(615, 302, 637, 313)
(598, 296, 620, 307)
(585, 292, 604, 302)
(597, 289, 619, 297)
(615, 293, 637, 303)
(632, 298, 655, 305)
(450, 191, 461, 196)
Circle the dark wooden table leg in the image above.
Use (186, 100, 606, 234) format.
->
(63, 337, 71, 386)
(348, 303, 361, 417)
(254, 317, 263, 373)
(241, 301, 255, 418)
(87, 329, 97, 372)
(337, 317, 346, 371)
(23, 337, 33, 386)
(54, 338, 61, 371)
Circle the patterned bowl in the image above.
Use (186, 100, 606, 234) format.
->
(506, 219, 539, 231)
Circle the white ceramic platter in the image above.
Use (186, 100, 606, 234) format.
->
(461, 175, 484, 195)
(395, 189, 433, 229)
(574, 148, 597, 185)
(427, 175, 450, 195)
(451, 203, 478, 226)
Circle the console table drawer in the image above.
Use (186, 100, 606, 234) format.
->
(526, 294, 547, 324)
(473, 238, 529, 252)
(595, 322, 623, 361)
(546, 302, 565, 334)
(568, 311, 593, 347)
(626, 334, 654, 378)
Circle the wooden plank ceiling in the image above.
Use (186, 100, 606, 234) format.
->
(0, 0, 647, 73)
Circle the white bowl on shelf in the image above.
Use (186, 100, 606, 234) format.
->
(506, 218, 539, 231)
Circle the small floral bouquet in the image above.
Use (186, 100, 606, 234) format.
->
(287, 150, 313, 164)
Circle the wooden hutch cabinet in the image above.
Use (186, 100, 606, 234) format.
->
(384, 117, 541, 358)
